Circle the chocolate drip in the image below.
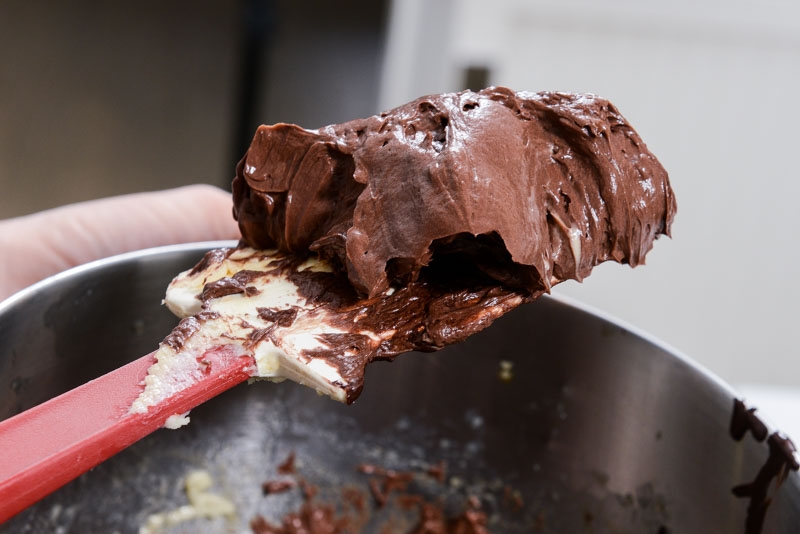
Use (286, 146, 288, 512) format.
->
(731, 399, 769, 441)
(730, 398, 800, 534)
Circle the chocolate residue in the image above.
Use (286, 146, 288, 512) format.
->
(246, 327, 275, 349)
(300, 479, 318, 501)
(161, 311, 220, 351)
(411, 501, 489, 534)
(357, 464, 416, 508)
(258, 308, 300, 328)
(287, 269, 361, 309)
(341, 486, 368, 518)
(254, 457, 496, 534)
(187, 242, 527, 402)
(252, 451, 352, 533)
(730, 398, 800, 534)
(233, 87, 676, 299)
(201, 270, 263, 301)
(277, 452, 297, 474)
(250, 502, 348, 534)
(730, 399, 768, 441)
(299, 277, 526, 402)
(189, 247, 234, 275)
(247, 308, 300, 350)
(426, 461, 447, 484)
(502, 486, 524, 513)
(262, 480, 296, 495)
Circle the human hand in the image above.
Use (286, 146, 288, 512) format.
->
(0, 185, 240, 301)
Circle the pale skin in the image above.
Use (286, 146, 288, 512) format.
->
(0, 185, 240, 302)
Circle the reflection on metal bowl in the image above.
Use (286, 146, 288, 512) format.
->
(0, 242, 798, 532)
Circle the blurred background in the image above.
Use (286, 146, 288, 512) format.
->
(1, 0, 798, 407)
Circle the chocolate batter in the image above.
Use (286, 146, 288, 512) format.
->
(158, 87, 675, 403)
(199, 87, 676, 401)
(233, 87, 675, 298)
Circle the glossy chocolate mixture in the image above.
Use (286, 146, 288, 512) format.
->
(215, 87, 676, 400)
(233, 86, 676, 298)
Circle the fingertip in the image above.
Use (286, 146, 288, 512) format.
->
(160, 185, 240, 240)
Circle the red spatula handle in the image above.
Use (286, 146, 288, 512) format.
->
(0, 347, 253, 523)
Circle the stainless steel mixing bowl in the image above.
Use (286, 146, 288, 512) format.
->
(1, 242, 797, 533)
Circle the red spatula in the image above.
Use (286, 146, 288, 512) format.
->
(0, 247, 358, 523)
(0, 346, 254, 523)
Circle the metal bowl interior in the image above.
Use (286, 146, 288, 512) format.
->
(1, 242, 797, 533)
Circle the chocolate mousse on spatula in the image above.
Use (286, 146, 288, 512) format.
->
(133, 86, 676, 411)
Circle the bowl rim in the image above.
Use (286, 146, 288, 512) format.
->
(0, 240, 238, 313)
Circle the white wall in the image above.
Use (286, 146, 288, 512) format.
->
(379, 0, 800, 388)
